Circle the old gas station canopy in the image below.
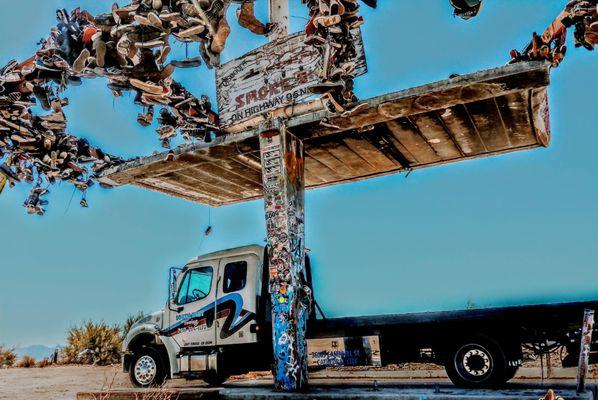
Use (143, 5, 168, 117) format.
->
(99, 61, 551, 206)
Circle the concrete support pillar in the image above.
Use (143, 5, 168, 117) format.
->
(259, 122, 309, 391)
(576, 309, 594, 393)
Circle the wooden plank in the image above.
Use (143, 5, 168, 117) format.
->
(320, 141, 377, 176)
(164, 172, 241, 201)
(200, 162, 263, 191)
(305, 146, 356, 179)
(385, 119, 441, 165)
(495, 91, 537, 147)
(464, 98, 513, 152)
(219, 158, 264, 186)
(299, 61, 551, 137)
(136, 179, 223, 205)
(436, 104, 487, 155)
(409, 113, 463, 160)
(304, 155, 342, 183)
(342, 136, 396, 170)
(177, 167, 261, 198)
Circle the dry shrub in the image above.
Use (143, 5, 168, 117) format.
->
(62, 321, 122, 365)
(92, 374, 178, 400)
(36, 358, 52, 368)
(0, 345, 16, 368)
(16, 355, 36, 368)
(122, 311, 146, 339)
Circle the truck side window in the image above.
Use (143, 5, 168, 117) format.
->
(223, 261, 247, 293)
(176, 266, 213, 305)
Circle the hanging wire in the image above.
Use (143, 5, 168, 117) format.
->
(63, 185, 77, 215)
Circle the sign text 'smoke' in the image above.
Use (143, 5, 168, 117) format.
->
(216, 30, 367, 128)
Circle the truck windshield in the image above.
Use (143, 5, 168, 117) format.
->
(176, 266, 213, 305)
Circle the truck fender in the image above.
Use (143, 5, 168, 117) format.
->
(123, 324, 179, 377)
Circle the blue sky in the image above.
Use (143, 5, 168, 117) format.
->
(0, 1, 597, 348)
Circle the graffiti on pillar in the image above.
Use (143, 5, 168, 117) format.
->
(259, 127, 310, 391)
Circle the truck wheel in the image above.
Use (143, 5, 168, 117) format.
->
(444, 339, 507, 388)
(202, 370, 230, 386)
(129, 347, 167, 388)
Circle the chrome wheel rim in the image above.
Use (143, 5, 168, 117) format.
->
(455, 344, 493, 382)
(134, 355, 157, 385)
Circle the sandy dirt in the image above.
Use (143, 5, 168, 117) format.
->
(0, 365, 131, 400)
(1, 362, 595, 400)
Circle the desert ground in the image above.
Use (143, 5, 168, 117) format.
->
(1, 362, 594, 400)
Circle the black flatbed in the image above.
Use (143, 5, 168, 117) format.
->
(309, 300, 598, 340)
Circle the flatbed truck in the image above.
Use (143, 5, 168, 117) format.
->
(123, 245, 598, 388)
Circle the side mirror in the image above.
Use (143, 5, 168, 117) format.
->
(168, 267, 183, 310)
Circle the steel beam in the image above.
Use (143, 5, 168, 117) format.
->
(576, 309, 594, 393)
(259, 123, 309, 391)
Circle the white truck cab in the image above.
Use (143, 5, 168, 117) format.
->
(123, 245, 273, 387)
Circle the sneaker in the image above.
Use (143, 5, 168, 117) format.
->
(148, 11, 164, 30)
(32, 86, 52, 111)
(164, 150, 175, 161)
(450, 0, 483, 20)
(308, 79, 344, 94)
(73, 48, 91, 73)
(157, 125, 177, 139)
(178, 23, 207, 37)
(171, 57, 202, 68)
(0, 163, 20, 182)
(93, 40, 107, 68)
(130, 79, 165, 95)
(314, 14, 342, 28)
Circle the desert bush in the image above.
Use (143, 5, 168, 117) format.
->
(36, 358, 52, 368)
(62, 321, 122, 365)
(16, 355, 36, 368)
(0, 345, 16, 367)
(122, 311, 146, 339)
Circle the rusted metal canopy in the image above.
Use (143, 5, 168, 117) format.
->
(99, 61, 552, 206)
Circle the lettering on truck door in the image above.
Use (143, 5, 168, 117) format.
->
(162, 263, 217, 348)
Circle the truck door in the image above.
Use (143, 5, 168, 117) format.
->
(214, 253, 260, 345)
(162, 262, 218, 348)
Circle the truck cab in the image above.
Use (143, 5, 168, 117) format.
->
(123, 245, 274, 387)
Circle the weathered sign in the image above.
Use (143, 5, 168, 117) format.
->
(307, 336, 381, 367)
(216, 30, 367, 128)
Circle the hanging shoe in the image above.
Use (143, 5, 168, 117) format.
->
(73, 48, 91, 73)
(130, 79, 166, 95)
(211, 16, 231, 53)
(450, 0, 483, 20)
(171, 57, 202, 68)
(237, 1, 270, 35)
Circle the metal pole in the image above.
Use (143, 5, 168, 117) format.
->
(260, 0, 309, 392)
(268, 0, 290, 39)
(576, 309, 594, 393)
(260, 123, 308, 391)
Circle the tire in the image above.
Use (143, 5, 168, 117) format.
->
(444, 338, 507, 388)
(202, 369, 230, 386)
(129, 347, 168, 388)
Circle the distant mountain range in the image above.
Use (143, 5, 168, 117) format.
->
(14, 345, 58, 361)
